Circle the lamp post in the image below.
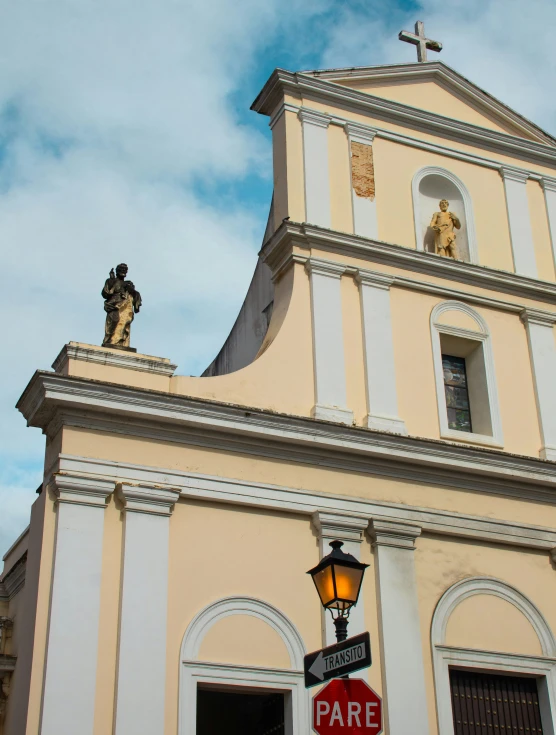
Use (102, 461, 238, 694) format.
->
(307, 540, 369, 643)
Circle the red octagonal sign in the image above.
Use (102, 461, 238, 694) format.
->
(313, 678, 383, 735)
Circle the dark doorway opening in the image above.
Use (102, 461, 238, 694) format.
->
(450, 668, 544, 734)
(197, 687, 285, 735)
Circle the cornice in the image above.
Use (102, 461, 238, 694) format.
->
(261, 221, 556, 305)
(0, 555, 26, 600)
(299, 61, 555, 146)
(312, 512, 369, 544)
(355, 269, 394, 290)
(305, 258, 346, 279)
(297, 108, 331, 128)
(541, 177, 556, 194)
(251, 68, 556, 170)
(57, 455, 556, 553)
(17, 372, 556, 505)
(344, 122, 377, 145)
(52, 342, 177, 377)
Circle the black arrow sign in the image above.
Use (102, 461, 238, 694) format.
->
(304, 632, 371, 688)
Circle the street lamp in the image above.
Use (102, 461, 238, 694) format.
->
(307, 540, 369, 642)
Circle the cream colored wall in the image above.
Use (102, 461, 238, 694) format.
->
(390, 289, 543, 456)
(337, 79, 528, 137)
(61, 426, 556, 532)
(170, 262, 315, 418)
(445, 594, 542, 655)
(414, 535, 556, 735)
(272, 109, 305, 228)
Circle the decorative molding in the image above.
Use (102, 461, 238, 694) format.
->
(311, 404, 354, 424)
(354, 269, 394, 290)
(312, 512, 368, 544)
(117, 482, 180, 516)
(261, 221, 556, 305)
(430, 301, 504, 448)
(297, 107, 331, 129)
(431, 577, 556, 735)
(181, 596, 306, 669)
(304, 258, 346, 279)
(541, 177, 556, 194)
(49, 472, 114, 508)
(432, 576, 556, 655)
(369, 518, 421, 550)
(252, 68, 556, 170)
(299, 62, 555, 147)
(269, 102, 300, 130)
(0, 555, 26, 601)
(520, 308, 556, 328)
(344, 121, 377, 145)
(19, 373, 556, 505)
(179, 661, 308, 735)
(56, 455, 556, 553)
(52, 342, 177, 377)
(2, 525, 29, 563)
(500, 166, 530, 184)
(412, 166, 479, 264)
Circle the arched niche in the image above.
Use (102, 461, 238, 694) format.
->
(179, 596, 308, 735)
(412, 166, 478, 263)
(431, 577, 556, 735)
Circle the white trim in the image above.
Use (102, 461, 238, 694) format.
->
(52, 342, 177, 376)
(356, 269, 407, 435)
(114, 484, 179, 735)
(268, 102, 554, 182)
(179, 597, 307, 735)
(40, 476, 112, 735)
(412, 166, 479, 264)
(500, 166, 538, 278)
(305, 259, 353, 425)
(431, 577, 556, 735)
(252, 69, 556, 169)
(179, 661, 307, 735)
(298, 108, 331, 228)
(542, 178, 556, 277)
(520, 309, 556, 460)
(430, 300, 504, 448)
(261, 222, 556, 306)
(368, 519, 430, 735)
(57, 455, 556, 553)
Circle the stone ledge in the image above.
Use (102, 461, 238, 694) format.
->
(52, 342, 177, 377)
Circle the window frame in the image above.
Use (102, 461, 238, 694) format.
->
(431, 301, 504, 448)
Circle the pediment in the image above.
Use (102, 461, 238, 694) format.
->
(303, 62, 555, 146)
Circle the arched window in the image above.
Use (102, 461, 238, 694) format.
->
(431, 577, 556, 735)
(179, 596, 308, 735)
(412, 166, 478, 263)
(430, 301, 503, 447)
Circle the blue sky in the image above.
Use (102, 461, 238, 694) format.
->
(1, 0, 556, 553)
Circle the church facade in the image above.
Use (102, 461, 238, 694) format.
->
(2, 53, 556, 735)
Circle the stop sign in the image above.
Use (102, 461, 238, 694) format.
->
(312, 678, 382, 735)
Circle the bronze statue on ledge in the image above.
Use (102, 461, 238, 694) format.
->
(102, 263, 142, 350)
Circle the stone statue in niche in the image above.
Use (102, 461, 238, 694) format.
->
(430, 199, 461, 259)
(102, 263, 142, 350)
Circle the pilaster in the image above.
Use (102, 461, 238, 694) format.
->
(520, 309, 556, 460)
(368, 518, 430, 735)
(356, 269, 407, 435)
(40, 474, 114, 735)
(500, 167, 537, 278)
(306, 259, 353, 425)
(312, 512, 369, 646)
(541, 177, 556, 274)
(114, 483, 180, 735)
(345, 123, 378, 239)
(298, 109, 332, 228)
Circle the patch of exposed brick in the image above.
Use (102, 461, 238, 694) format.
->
(351, 141, 375, 200)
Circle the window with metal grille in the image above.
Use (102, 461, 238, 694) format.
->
(450, 669, 544, 734)
(442, 354, 472, 433)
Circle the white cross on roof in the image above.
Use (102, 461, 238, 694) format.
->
(398, 20, 442, 62)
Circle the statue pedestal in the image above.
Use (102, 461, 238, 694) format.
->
(52, 342, 177, 380)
